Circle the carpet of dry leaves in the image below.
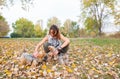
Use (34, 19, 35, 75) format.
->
(0, 38, 120, 79)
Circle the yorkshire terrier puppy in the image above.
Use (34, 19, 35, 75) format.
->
(20, 51, 46, 67)
(48, 46, 69, 65)
(47, 46, 59, 61)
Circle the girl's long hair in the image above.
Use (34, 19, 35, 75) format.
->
(49, 25, 60, 39)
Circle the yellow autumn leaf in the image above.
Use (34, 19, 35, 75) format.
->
(93, 48, 97, 52)
(6, 51, 12, 56)
(39, 70, 43, 76)
(13, 60, 17, 63)
(109, 59, 116, 65)
(72, 63, 76, 68)
(41, 64, 47, 70)
(0, 59, 2, 64)
(92, 67, 96, 70)
(67, 68, 73, 73)
(66, 67, 73, 73)
(4, 69, 8, 73)
(0, 56, 2, 58)
(31, 72, 36, 75)
(3, 60, 7, 64)
(26, 66, 30, 69)
(107, 52, 112, 57)
(92, 67, 101, 73)
(13, 54, 17, 57)
(47, 69, 52, 73)
(4, 69, 12, 76)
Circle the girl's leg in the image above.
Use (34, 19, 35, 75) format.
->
(58, 44, 69, 55)
(58, 45, 69, 65)
(43, 42, 51, 53)
(43, 42, 51, 61)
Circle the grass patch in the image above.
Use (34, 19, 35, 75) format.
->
(70, 38, 120, 46)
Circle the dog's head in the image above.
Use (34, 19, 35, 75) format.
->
(37, 51, 45, 59)
(48, 46, 56, 52)
(48, 46, 58, 56)
(33, 50, 46, 61)
(31, 52, 46, 68)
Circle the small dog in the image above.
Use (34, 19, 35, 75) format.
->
(47, 46, 59, 61)
(19, 51, 45, 67)
(48, 46, 69, 65)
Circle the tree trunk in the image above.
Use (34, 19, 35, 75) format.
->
(98, 19, 102, 36)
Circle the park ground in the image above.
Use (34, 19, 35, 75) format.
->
(0, 38, 120, 79)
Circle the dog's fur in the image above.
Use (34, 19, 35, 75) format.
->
(47, 46, 69, 65)
(47, 46, 59, 61)
(19, 50, 46, 67)
(19, 46, 58, 67)
(19, 46, 61, 67)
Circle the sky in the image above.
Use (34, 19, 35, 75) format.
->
(1, 0, 80, 29)
(1, 0, 120, 35)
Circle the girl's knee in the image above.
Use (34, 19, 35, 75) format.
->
(43, 42, 51, 53)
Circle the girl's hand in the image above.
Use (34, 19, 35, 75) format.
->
(33, 51, 39, 58)
(53, 49, 59, 56)
(56, 46, 62, 52)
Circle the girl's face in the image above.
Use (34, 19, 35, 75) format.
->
(50, 30, 57, 37)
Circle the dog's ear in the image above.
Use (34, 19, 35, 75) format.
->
(23, 48, 28, 53)
(37, 51, 46, 59)
(48, 46, 51, 49)
(48, 46, 52, 50)
(48, 46, 55, 51)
